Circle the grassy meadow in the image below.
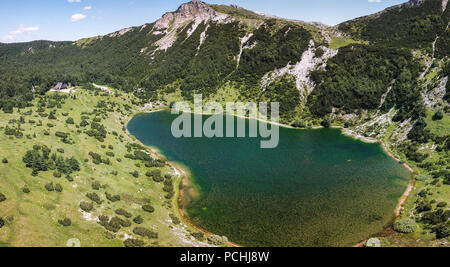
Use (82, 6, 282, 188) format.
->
(0, 86, 209, 247)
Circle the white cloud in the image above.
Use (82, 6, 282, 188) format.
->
(1, 25, 40, 42)
(84, 6, 92, 11)
(68, 0, 81, 3)
(71, 13, 87, 22)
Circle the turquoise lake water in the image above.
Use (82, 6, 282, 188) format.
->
(127, 111, 411, 247)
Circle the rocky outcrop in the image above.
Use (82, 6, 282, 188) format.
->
(260, 41, 338, 104)
(405, 0, 425, 7)
(423, 76, 448, 108)
(154, 1, 229, 30)
(152, 1, 231, 51)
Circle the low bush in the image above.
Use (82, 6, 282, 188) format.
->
(98, 215, 109, 223)
(55, 184, 63, 193)
(416, 174, 428, 181)
(133, 227, 158, 239)
(22, 187, 30, 194)
(66, 118, 75, 124)
(432, 110, 444, 121)
(124, 238, 145, 247)
(2, 158, 8, 164)
(45, 182, 55, 192)
(393, 219, 418, 234)
(65, 175, 74, 182)
(92, 181, 101, 190)
(133, 215, 144, 225)
(110, 216, 131, 228)
(435, 223, 450, 239)
(115, 209, 132, 218)
(0, 193, 6, 202)
(99, 218, 121, 233)
(80, 201, 94, 212)
(58, 218, 72, 227)
(86, 192, 102, 204)
(105, 192, 121, 202)
(142, 205, 155, 213)
(191, 232, 205, 241)
(0, 218, 5, 228)
(207, 235, 228, 246)
(169, 214, 180, 225)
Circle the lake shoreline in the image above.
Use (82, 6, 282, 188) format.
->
(125, 110, 240, 247)
(126, 108, 416, 248)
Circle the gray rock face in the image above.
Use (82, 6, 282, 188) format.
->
(405, 0, 425, 7)
(154, 1, 229, 31)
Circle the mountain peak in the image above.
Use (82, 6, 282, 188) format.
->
(154, 1, 229, 31)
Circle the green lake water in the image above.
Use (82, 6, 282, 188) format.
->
(127, 111, 411, 247)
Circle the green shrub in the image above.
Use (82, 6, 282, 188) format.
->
(55, 184, 63, 193)
(80, 201, 94, 212)
(169, 214, 181, 225)
(416, 174, 428, 181)
(98, 214, 124, 233)
(86, 192, 102, 204)
(0, 193, 6, 202)
(53, 172, 62, 178)
(92, 181, 101, 190)
(133, 227, 158, 239)
(437, 202, 447, 208)
(58, 218, 72, 227)
(22, 187, 30, 194)
(0, 218, 5, 228)
(65, 175, 74, 182)
(435, 223, 450, 239)
(111, 216, 131, 228)
(2, 158, 8, 164)
(321, 117, 331, 128)
(207, 235, 228, 246)
(45, 182, 55, 192)
(432, 110, 444, 121)
(115, 209, 132, 218)
(105, 192, 121, 202)
(142, 205, 155, 213)
(393, 219, 418, 234)
(124, 238, 145, 247)
(98, 215, 109, 223)
(191, 232, 205, 241)
(292, 120, 306, 128)
(133, 215, 144, 225)
(130, 171, 139, 178)
(66, 117, 75, 124)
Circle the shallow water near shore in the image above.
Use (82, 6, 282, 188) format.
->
(127, 111, 411, 247)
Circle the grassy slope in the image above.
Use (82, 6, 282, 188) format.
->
(328, 37, 368, 50)
(380, 110, 450, 247)
(0, 87, 207, 247)
(425, 109, 450, 137)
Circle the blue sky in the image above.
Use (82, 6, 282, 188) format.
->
(0, 0, 406, 43)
